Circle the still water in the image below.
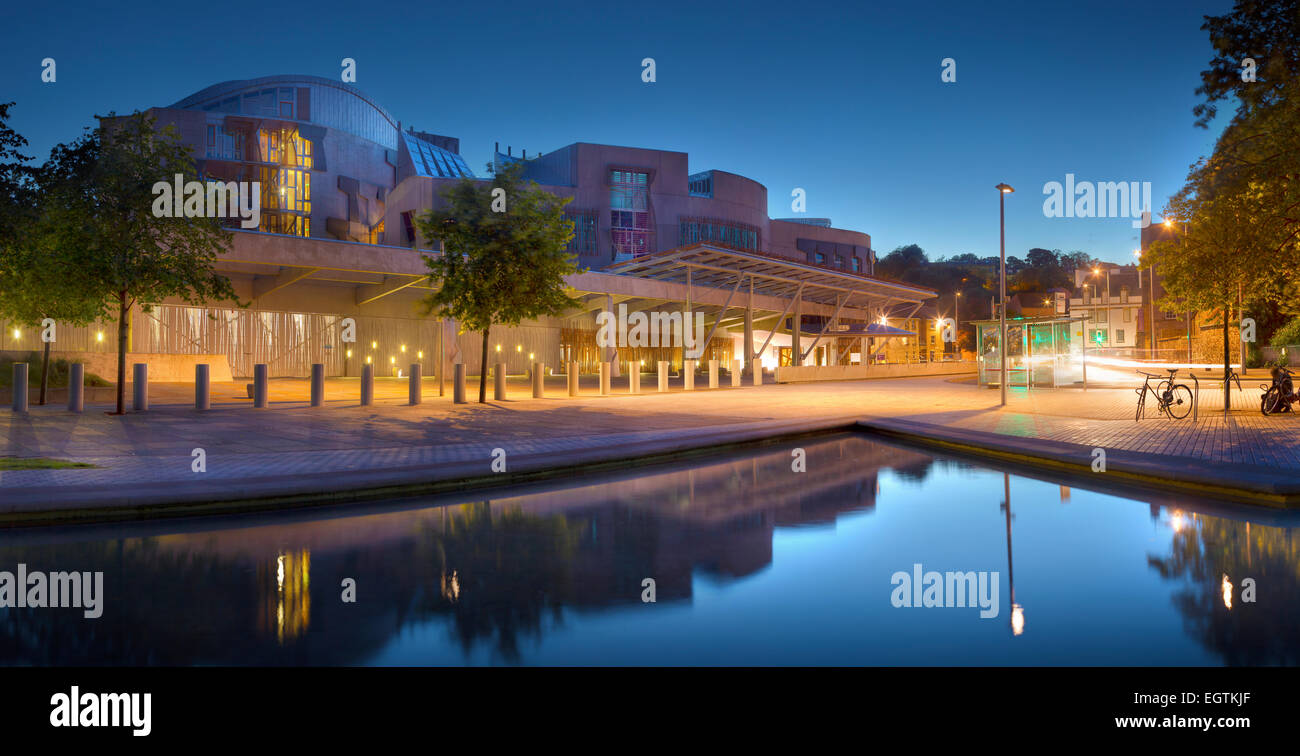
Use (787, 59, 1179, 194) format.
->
(1, 432, 1296, 666)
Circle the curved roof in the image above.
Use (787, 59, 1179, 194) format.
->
(170, 74, 398, 131)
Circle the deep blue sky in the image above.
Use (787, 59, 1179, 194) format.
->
(2, 0, 1231, 264)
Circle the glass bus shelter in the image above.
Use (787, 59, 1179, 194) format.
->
(971, 315, 1090, 389)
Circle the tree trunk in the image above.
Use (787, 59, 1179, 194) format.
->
(1223, 306, 1230, 414)
(39, 338, 51, 405)
(114, 289, 128, 415)
(479, 326, 490, 403)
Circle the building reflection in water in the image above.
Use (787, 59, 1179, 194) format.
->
(257, 550, 311, 644)
(0, 432, 1298, 665)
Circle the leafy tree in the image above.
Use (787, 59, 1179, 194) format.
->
(1193, 0, 1300, 128)
(0, 123, 106, 404)
(45, 113, 240, 414)
(416, 161, 581, 403)
(876, 244, 928, 279)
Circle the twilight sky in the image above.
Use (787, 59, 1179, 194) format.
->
(2, 0, 1232, 263)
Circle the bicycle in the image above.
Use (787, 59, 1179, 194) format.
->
(1135, 369, 1194, 421)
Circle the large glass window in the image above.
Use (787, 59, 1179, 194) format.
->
(610, 170, 650, 257)
(567, 211, 597, 256)
(205, 125, 244, 160)
(678, 217, 759, 251)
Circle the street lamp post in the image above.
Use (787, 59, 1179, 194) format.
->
(954, 291, 961, 357)
(996, 183, 1014, 407)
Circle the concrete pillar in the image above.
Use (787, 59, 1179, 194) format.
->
(11, 363, 27, 412)
(627, 362, 638, 394)
(657, 360, 668, 392)
(792, 292, 802, 367)
(708, 359, 719, 388)
(744, 277, 754, 380)
(532, 362, 544, 398)
(133, 363, 149, 411)
(684, 360, 696, 391)
(599, 362, 611, 395)
(68, 363, 85, 412)
(568, 361, 579, 396)
(731, 359, 741, 387)
(409, 363, 422, 405)
(310, 363, 324, 407)
(452, 363, 465, 404)
(194, 364, 209, 411)
(251, 364, 267, 409)
(362, 364, 375, 406)
(494, 362, 506, 401)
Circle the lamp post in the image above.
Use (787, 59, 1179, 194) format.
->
(954, 291, 961, 357)
(995, 183, 1014, 406)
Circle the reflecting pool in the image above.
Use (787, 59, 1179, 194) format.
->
(1, 432, 1296, 666)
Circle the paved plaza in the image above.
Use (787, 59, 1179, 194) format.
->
(2, 372, 1298, 516)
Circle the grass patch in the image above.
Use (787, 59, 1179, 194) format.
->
(0, 352, 111, 388)
(0, 457, 97, 470)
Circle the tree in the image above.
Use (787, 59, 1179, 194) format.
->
(416, 161, 581, 403)
(0, 123, 106, 404)
(1193, 0, 1300, 129)
(876, 244, 928, 279)
(46, 113, 240, 414)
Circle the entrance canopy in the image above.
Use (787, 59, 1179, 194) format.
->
(604, 243, 935, 311)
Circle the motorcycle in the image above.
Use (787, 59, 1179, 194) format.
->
(1261, 367, 1297, 415)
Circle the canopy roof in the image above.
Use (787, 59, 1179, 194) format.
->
(605, 243, 936, 309)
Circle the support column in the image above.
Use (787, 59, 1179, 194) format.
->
(744, 278, 755, 380)
(792, 291, 802, 367)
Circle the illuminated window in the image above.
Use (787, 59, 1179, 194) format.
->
(610, 170, 650, 258)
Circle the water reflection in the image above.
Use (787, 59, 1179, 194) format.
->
(0, 433, 1297, 666)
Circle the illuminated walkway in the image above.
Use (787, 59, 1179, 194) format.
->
(2, 374, 1298, 516)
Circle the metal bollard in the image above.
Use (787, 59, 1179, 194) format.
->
(310, 363, 325, 407)
(453, 363, 466, 404)
(194, 364, 210, 411)
(600, 362, 611, 395)
(684, 360, 696, 391)
(568, 362, 579, 397)
(69, 363, 85, 412)
(658, 361, 668, 392)
(495, 362, 506, 401)
(708, 359, 719, 389)
(627, 363, 639, 394)
(731, 359, 742, 388)
(11, 363, 28, 412)
(252, 364, 268, 408)
(409, 363, 422, 405)
(532, 362, 545, 398)
(361, 364, 374, 406)
(133, 363, 149, 411)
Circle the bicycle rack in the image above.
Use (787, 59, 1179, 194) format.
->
(1189, 373, 1199, 423)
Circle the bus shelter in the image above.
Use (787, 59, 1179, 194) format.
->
(971, 315, 1090, 389)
